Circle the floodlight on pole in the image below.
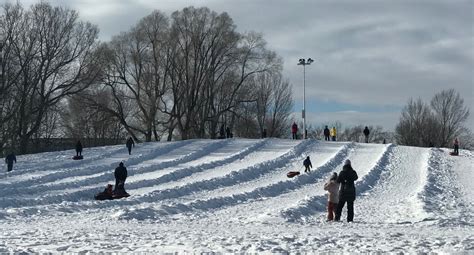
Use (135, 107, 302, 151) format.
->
(297, 58, 314, 139)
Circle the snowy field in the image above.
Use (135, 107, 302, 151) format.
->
(0, 138, 473, 253)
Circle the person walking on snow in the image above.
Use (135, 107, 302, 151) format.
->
(126, 137, 135, 155)
(5, 152, 16, 172)
(335, 159, 358, 222)
(291, 122, 298, 140)
(323, 126, 330, 141)
(114, 162, 128, 192)
(363, 126, 370, 143)
(330, 127, 337, 141)
(75, 140, 83, 156)
(324, 172, 340, 221)
(303, 156, 312, 173)
(453, 138, 459, 155)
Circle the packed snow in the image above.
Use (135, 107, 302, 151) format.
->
(0, 138, 473, 253)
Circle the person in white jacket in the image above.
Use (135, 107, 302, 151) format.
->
(323, 172, 340, 221)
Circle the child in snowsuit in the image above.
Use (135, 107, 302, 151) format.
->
(323, 172, 339, 221)
(303, 156, 312, 173)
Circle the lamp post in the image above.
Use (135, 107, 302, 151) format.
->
(297, 58, 314, 139)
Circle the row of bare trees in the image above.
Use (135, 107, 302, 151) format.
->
(0, 3, 293, 155)
(396, 89, 472, 149)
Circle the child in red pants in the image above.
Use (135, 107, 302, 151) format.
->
(323, 172, 340, 221)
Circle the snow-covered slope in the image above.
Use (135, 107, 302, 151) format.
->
(0, 138, 472, 253)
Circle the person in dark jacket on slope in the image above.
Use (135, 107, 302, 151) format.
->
(75, 140, 83, 156)
(5, 152, 17, 172)
(335, 159, 358, 222)
(324, 126, 330, 141)
(114, 162, 128, 191)
(363, 126, 370, 143)
(126, 137, 135, 155)
(303, 156, 312, 173)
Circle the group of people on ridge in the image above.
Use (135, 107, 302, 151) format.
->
(323, 126, 338, 141)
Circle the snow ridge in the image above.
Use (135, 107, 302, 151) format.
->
(420, 148, 473, 227)
(121, 141, 354, 218)
(280, 143, 394, 221)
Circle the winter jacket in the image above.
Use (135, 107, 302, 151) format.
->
(324, 128, 330, 136)
(303, 158, 312, 168)
(126, 138, 135, 148)
(454, 139, 459, 146)
(5, 154, 16, 164)
(114, 165, 128, 181)
(330, 128, 337, 137)
(363, 127, 370, 136)
(337, 164, 358, 201)
(324, 180, 340, 203)
(292, 123, 298, 133)
(76, 141, 83, 152)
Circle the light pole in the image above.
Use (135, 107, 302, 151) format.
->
(297, 58, 314, 139)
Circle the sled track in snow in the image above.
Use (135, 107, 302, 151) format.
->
(0, 139, 236, 208)
(107, 141, 353, 218)
(0, 140, 197, 198)
(421, 148, 473, 227)
(280, 144, 394, 221)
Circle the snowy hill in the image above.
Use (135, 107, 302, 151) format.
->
(0, 138, 473, 253)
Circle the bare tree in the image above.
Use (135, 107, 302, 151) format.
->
(430, 89, 470, 147)
(0, 2, 100, 153)
(396, 98, 439, 147)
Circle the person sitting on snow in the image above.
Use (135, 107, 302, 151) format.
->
(94, 184, 114, 200)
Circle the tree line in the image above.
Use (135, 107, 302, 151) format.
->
(0, 2, 293, 155)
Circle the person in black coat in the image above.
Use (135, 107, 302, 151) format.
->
(5, 152, 17, 172)
(114, 162, 128, 190)
(363, 126, 370, 143)
(323, 126, 330, 141)
(335, 159, 358, 222)
(126, 137, 135, 155)
(75, 140, 83, 156)
(303, 156, 312, 173)
(226, 127, 232, 139)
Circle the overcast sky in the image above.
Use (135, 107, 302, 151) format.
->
(16, 0, 474, 131)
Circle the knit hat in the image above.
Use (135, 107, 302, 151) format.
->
(330, 172, 337, 181)
(344, 159, 351, 166)
(119, 162, 124, 167)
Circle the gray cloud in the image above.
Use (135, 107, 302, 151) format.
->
(15, 0, 474, 130)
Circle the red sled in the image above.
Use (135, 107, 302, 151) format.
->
(287, 171, 301, 178)
(72, 155, 84, 160)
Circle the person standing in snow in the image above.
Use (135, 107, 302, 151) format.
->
(126, 137, 135, 155)
(226, 127, 232, 139)
(453, 138, 459, 155)
(330, 127, 337, 141)
(324, 126, 330, 141)
(324, 172, 339, 221)
(75, 140, 83, 157)
(5, 152, 16, 172)
(291, 122, 298, 140)
(335, 159, 358, 222)
(303, 156, 312, 173)
(114, 162, 128, 191)
(363, 126, 370, 143)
